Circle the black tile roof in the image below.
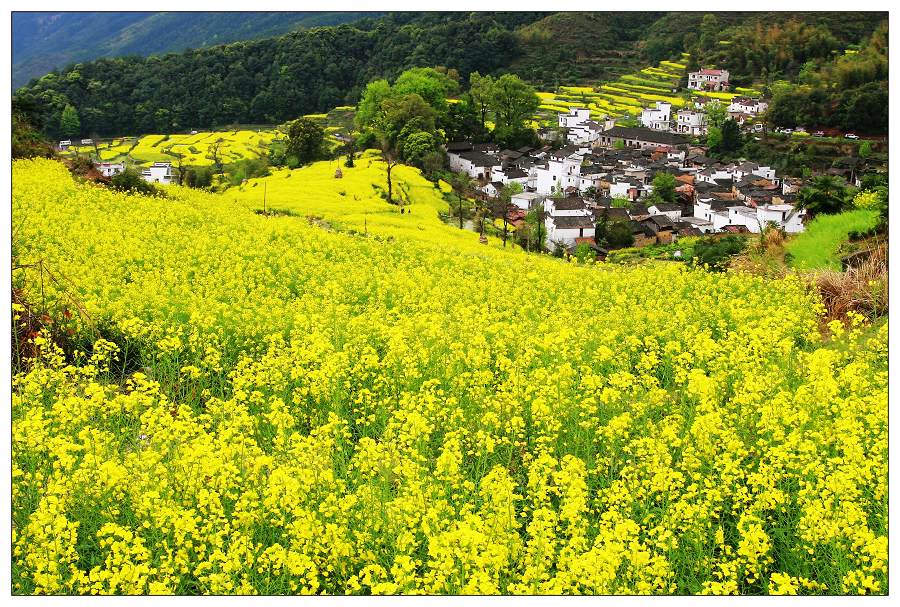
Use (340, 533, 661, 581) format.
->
(600, 127, 689, 147)
(551, 215, 596, 230)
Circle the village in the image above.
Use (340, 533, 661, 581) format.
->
(444, 68, 816, 256)
(54, 66, 868, 260)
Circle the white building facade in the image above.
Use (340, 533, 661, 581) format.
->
(141, 162, 175, 185)
(640, 101, 672, 131)
(688, 69, 730, 91)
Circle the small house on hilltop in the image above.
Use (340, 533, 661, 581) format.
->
(688, 69, 730, 92)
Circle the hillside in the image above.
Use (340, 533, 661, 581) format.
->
(11, 157, 888, 594)
(11, 12, 383, 88)
(15, 11, 887, 140)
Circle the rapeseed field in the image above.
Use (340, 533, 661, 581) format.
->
(12, 158, 887, 595)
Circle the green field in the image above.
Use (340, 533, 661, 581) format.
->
(786, 210, 880, 270)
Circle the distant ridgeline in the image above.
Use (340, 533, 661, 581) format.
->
(14, 11, 886, 139)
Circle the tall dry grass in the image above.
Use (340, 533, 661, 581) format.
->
(813, 244, 888, 320)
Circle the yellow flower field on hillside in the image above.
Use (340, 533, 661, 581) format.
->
(12, 158, 888, 595)
(65, 130, 280, 167)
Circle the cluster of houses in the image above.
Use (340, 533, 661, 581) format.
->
(446, 110, 806, 253)
(66, 157, 176, 185)
(636, 95, 769, 137)
(59, 138, 177, 185)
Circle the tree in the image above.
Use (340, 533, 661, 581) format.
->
(110, 168, 162, 196)
(491, 182, 524, 247)
(344, 138, 356, 167)
(858, 140, 872, 160)
(525, 206, 546, 252)
(651, 172, 677, 203)
(490, 74, 540, 133)
(206, 139, 227, 175)
(449, 172, 475, 229)
(400, 131, 436, 168)
(12, 97, 53, 159)
(59, 104, 80, 138)
(594, 208, 610, 246)
(718, 119, 743, 155)
(797, 175, 851, 215)
(699, 14, 720, 51)
(392, 67, 456, 116)
(371, 93, 437, 204)
(443, 95, 484, 142)
(705, 101, 727, 130)
(355, 79, 393, 129)
(172, 151, 187, 185)
(706, 126, 722, 151)
(421, 150, 445, 179)
(184, 166, 213, 189)
(468, 72, 495, 134)
(606, 221, 635, 249)
(285, 117, 325, 165)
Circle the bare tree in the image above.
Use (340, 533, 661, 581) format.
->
(449, 172, 475, 229)
(172, 151, 187, 185)
(207, 138, 225, 175)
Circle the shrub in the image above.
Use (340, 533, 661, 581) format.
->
(109, 168, 163, 196)
(692, 235, 746, 270)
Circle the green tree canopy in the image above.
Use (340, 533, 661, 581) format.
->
(285, 117, 326, 165)
(797, 175, 851, 215)
(467, 72, 495, 133)
(490, 74, 540, 132)
(392, 67, 457, 115)
(59, 104, 80, 138)
(651, 172, 677, 203)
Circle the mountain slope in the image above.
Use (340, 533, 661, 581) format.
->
(14, 11, 887, 138)
(12, 12, 382, 88)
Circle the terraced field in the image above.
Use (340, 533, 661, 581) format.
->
(64, 107, 355, 168)
(64, 130, 280, 167)
(535, 54, 762, 125)
(536, 57, 686, 123)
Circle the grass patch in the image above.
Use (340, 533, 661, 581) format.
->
(786, 210, 879, 270)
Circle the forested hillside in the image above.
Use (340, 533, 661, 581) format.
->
(15, 11, 887, 139)
(11, 12, 382, 88)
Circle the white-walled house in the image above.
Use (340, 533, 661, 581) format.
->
(695, 198, 741, 231)
(648, 203, 683, 222)
(688, 69, 730, 91)
(695, 197, 804, 233)
(731, 161, 778, 185)
(680, 216, 716, 234)
(511, 191, 543, 211)
(609, 178, 652, 202)
(758, 205, 805, 233)
(675, 110, 708, 136)
(558, 107, 591, 128)
(567, 120, 604, 144)
(141, 162, 175, 185)
(543, 196, 595, 249)
(448, 150, 499, 180)
(730, 204, 806, 234)
(532, 147, 592, 196)
(728, 97, 769, 116)
(640, 101, 672, 131)
(545, 215, 596, 249)
(96, 162, 126, 178)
